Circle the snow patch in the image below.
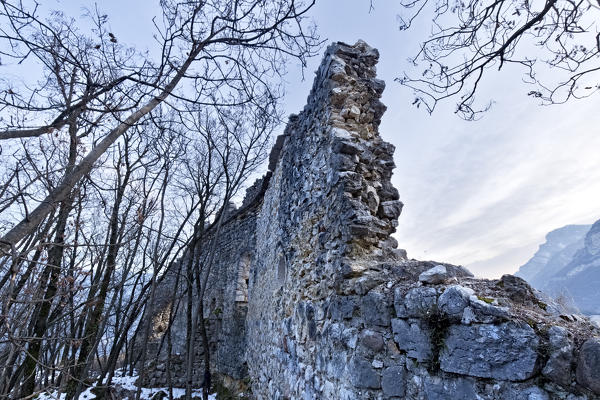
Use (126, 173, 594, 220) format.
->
(35, 386, 95, 400)
(36, 370, 215, 400)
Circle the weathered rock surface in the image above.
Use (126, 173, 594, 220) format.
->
(419, 265, 449, 284)
(577, 338, 600, 393)
(392, 318, 432, 362)
(381, 366, 405, 397)
(440, 322, 539, 381)
(542, 326, 573, 386)
(136, 41, 600, 400)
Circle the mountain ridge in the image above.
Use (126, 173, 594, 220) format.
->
(516, 219, 600, 315)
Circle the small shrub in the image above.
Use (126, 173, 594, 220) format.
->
(477, 296, 495, 304)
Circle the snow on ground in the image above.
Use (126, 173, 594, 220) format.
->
(36, 386, 95, 400)
(109, 369, 214, 399)
(36, 369, 216, 400)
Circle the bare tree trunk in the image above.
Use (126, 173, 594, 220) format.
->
(65, 164, 132, 400)
(184, 241, 200, 400)
(19, 195, 74, 398)
(134, 274, 158, 400)
(19, 117, 80, 398)
(196, 207, 228, 400)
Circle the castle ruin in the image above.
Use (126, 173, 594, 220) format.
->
(139, 41, 600, 400)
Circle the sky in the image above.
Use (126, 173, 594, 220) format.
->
(16, 0, 600, 278)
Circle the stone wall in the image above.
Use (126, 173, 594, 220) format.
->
(139, 187, 265, 387)
(142, 41, 600, 399)
(244, 40, 405, 399)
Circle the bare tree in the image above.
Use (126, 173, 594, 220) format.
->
(0, 0, 321, 398)
(393, 0, 600, 119)
(0, 0, 320, 251)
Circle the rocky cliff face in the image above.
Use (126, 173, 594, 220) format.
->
(140, 41, 600, 399)
(516, 225, 590, 287)
(546, 220, 600, 314)
(517, 220, 600, 315)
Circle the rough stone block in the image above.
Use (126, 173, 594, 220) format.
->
(332, 153, 358, 171)
(424, 376, 478, 400)
(467, 297, 509, 323)
(394, 287, 438, 318)
(329, 296, 357, 320)
(350, 356, 381, 389)
(499, 386, 550, 400)
(541, 326, 573, 386)
(378, 200, 403, 220)
(438, 285, 473, 320)
(391, 318, 432, 362)
(360, 329, 385, 352)
(333, 139, 362, 155)
(378, 181, 400, 201)
(576, 338, 600, 394)
(419, 265, 449, 284)
(339, 171, 363, 194)
(361, 290, 391, 327)
(499, 274, 538, 304)
(440, 322, 539, 381)
(381, 366, 405, 398)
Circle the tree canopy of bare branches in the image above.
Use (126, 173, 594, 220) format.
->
(0, 1, 320, 398)
(394, 0, 600, 119)
(0, 0, 320, 251)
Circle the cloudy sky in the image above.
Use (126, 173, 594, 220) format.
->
(31, 0, 600, 278)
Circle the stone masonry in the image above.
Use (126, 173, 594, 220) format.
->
(141, 41, 600, 399)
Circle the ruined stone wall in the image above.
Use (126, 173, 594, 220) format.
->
(244, 40, 405, 399)
(140, 189, 265, 387)
(143, 41, 600, 399)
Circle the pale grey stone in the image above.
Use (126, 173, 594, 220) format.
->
(438, 285, 473, 319)
(419, 265, 448, 284)
(343, 327, 358, 349)
(423, 377, 478, 400)
(468, 296, 510, 323)
(500, 386, 550, 400)
(461, 306, 477, 325)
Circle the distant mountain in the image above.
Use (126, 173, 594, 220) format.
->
(544, 220, 600, 314)
(515, 224, 590, 287)
(516, 220, 600, 315)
